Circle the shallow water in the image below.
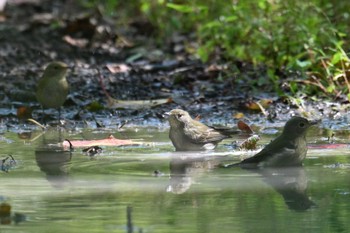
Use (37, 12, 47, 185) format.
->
(1, 126, 350, 233)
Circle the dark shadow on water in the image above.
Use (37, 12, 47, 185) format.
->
(256, 166, 316, 212)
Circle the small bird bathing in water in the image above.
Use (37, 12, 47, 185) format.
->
(225, 116, 318, 168)
(167, 109, 236, 151)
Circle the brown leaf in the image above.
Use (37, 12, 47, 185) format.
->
(16, 106, 32, 120)
(245, 99, 273, 110)
(62, 135, 142, 150)
(237, 120, 254, 134)
(239, 135, 260, 150)
(106, 63, 131, 74)
(194, 114, 201, 121)
(233, 112, 245, 119)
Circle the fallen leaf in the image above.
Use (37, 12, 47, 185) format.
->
(62, 135, 143, 150)
(194, 114, 201, 121)
(0, 14, 6, 22)
(233, 112, 245, 119)
(16, 106, 32, 120)
(237, 120, 254, 134)
(98, 71, 172, 109)
(107, 95, 172, 110)
(205, 64, 227, 72)
(239, 134, 260, 150)
(244, 99, 273, 111)
(106, 63, 131, 73)
(63, 35, 89, 48)
(115, 35, 134, 48)
(31, 13, 54, 24)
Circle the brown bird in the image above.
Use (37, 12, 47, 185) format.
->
(167, 109, 236, 151)
(225, 116, 318, 168)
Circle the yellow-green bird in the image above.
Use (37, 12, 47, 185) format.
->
(167, 109, 236, 151)
(225, 116, 318, 168)
(36, 61, 69, 121)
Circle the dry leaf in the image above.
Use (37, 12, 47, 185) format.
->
(239, 134, 260, 150)
(233, 112, 245, 119)
(62, 135, 142, 150)
(98, 71, 172, 109)
(194, 115, 201, 121)
(245, 99, 273, 110)
(31, 13, 54, 24)
(16, 106, 32, 120)
(106, 63, 131, 73)
(63, 35, 89, 48)
(107, 95, 172, 110)
(237, 120, 254, 134)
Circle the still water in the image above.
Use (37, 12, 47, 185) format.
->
(1, 126, 350, 233)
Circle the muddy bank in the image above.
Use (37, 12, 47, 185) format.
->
(1, 1, 349, 131)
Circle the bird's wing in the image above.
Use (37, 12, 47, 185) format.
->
(240, 137, 296, 165)
(184, 122, 229, 144)
(209, 125, 238, 136)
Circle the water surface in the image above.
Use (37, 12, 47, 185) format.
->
(1, 127, 350, 233)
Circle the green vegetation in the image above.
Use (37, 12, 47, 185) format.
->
(80, 0, 350, 99)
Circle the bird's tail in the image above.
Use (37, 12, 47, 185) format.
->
(221, 161, 259, 169)
(220, 162, 241, 168)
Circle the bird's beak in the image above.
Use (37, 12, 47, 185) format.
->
(163, 111, 170, 118)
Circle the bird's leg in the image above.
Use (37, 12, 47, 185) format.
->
(40, 107, 46, 125)
(58, 107, 62, 124)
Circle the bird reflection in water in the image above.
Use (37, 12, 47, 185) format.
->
(257, 166, 316, 212)
(34, 125, 73, 188)
(35, 148, 72, 189)
(167, 154, 222, 194)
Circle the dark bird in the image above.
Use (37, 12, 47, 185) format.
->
(225, 116, 318, 168)
(167, 109, 236, 151)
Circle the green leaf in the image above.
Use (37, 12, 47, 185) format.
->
(166, 3, 194, 13)
(296, 60, 312, 68)
(330, 52, 342, 65)
(326, 84, 335, 93)
(166, 3, 207, 13)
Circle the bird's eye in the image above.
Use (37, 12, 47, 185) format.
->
(299, 122, 305, 128)
(177, 114, 183, 118)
